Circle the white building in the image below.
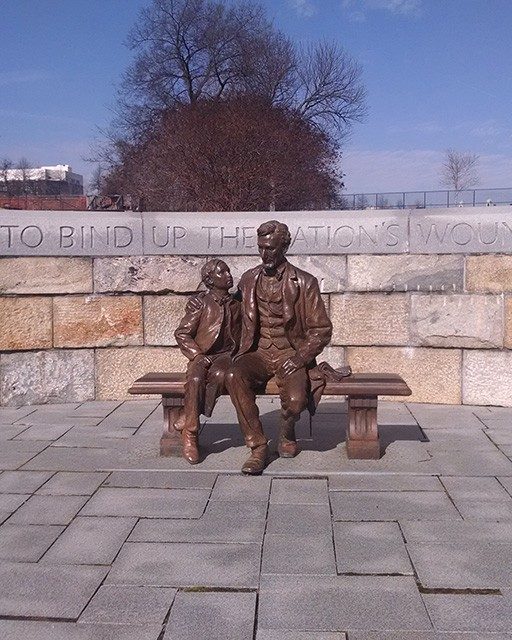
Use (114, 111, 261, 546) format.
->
(0, 164, 83, 195)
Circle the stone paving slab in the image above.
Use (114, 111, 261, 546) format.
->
(330, 491, 461, 521)
(72, 401, 123, 417)
(407, 542, 512, 589)
(0, 562, 108, 618)
(423, 592, 512, 633)
(262, 533, 337, 574)
(347, 633, 512, 639)
(21, 445, 121, 472)
(428, 449, 512, 476)
(0, 523, 65, 561)
(441, 476, 512, 501)
(129, 501, 267, 544)
(210, 474, 271, 501)
(257, 632, 346, 640)
(266, 503, 332, 535)
(333, 522, 413, 575)
(36, 471, 109, 495)
(78, 585, 176, 625)
(328, 474, 443, 492)
(0, 491, 31, 513)
(0, 424, 31, 439)
(80, 487, 209, 518)
(270, 477, 329, 504)
(0, 469, 53, 493)
(0, 440, 52, 470)
(103, 469, 218, 489)
(0, 621, 162, 640)
(8, 494, 89, 525)
(258, 575, 432, 632)
(42, 516, 137, 565)
(486, 429, 512, 445)
(500, 476, 512, 496)
(400, 520, 512, 544)
(106, 542, 261, 588)
(164, 591, 257, 640)
(14, 423, 74, 441)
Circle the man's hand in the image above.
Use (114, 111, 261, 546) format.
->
(193, 354, 212, 367)
(278, 355, 304, 377)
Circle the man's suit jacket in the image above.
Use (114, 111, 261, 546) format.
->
(236, 261, 332, 365)
(175, 291, 241, 361)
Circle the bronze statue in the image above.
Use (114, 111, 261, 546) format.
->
(174, 259, 241, 464)
(225, 220, 333, 474)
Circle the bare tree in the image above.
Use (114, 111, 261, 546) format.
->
(440, 149, 480, 193)
(88, 164, 106, 194)
(16, 157, 33, 195)
(114, 0, 365, 141)
(0, 158, 13, 195)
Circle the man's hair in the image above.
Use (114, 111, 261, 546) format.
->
(257, 220, 291, 249)
(201, 258, 223, 289)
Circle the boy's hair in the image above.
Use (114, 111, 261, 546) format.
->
(201, 258, 223, 289)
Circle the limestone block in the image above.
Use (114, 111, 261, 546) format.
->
(144, 295, 188, 346)
(347, 346, 462, 403)
(410, 294, 503, 348)
(466, 256, 512, 293)
(463, 350, 512, 406)
(95, 347, 187, 400)
(505, 297, 512, 349)
(53, 296, 143, 348)
(0, 297, 52, 350)
(94, 256, 205, 294)
(1, 350, 94, 406)
(318, 346, 346, 368)
(347, 255, 464, 292)
(0, 258, 92, 294)
(330, 294, 409, 346)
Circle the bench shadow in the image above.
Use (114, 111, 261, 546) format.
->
(198, 408, 428, 458)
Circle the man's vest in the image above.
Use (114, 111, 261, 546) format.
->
(256, 272, 292, 350)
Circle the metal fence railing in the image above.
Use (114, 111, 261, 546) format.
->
(340, 188, 512, 210)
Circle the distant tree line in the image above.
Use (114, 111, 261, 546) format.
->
(97, 0, 367, 211)
(0, 157, 35, 196)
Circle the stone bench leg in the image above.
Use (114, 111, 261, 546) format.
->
(346, 396, 380, 460)
(160, 396, 185, 457)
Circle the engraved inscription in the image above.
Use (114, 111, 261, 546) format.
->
(416, 220, 512, 249)
(58, 225, 134, 249)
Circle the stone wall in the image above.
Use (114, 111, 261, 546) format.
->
(1, 249, 512, 406)
(0, 250, 512, 405)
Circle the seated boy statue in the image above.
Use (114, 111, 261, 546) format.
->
(174, 259, 241, 464)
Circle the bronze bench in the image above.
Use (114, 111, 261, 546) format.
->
(129, 372, 411, 460)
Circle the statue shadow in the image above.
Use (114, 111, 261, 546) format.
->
(198, 406, 427, 457)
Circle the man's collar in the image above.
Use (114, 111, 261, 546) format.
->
(263, 260, 287, 280)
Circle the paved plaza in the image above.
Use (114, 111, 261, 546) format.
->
(0, 396, 512, 638)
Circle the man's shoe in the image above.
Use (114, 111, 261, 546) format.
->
(241, 444, 268, 475)
(278, 439, 300, 458)
(181, 429, 200, 465)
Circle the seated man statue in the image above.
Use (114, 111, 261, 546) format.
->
(225, 220, 332, 475)
(174, 259, 241, 464)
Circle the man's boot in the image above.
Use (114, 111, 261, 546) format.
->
(278, 420, 300, 458)
(181, 429, 200, 465)
(241, 444, 268, 475)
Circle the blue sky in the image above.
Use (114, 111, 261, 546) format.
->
(1, 0, 511, 193)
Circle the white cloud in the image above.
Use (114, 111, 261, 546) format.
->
(342, 0, 422, 21)
(340, 148, 512, 193)
(289, 0, 317, 17)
